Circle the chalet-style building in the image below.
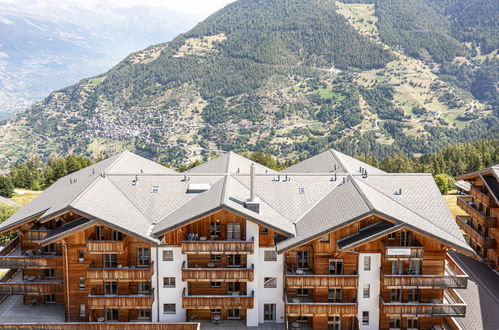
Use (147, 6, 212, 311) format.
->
(0, 149, 476, 329)
(455, 165, 499, 270)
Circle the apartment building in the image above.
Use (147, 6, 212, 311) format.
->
(455, 164, 499, 270)
(0, 149, 474, 329)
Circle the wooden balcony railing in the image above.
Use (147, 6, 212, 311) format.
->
(26, 230, 51, 242)
(181, 262, 254, 282)
(456, 215, 496, 249)
(285, 273, 358, 288)
(0, 281, 64, 295)
(181, 237, 254, 254)
(182, 288, 254, 309)
(86, 238, 127, 254)
(457, 196, 496, 227)
(380, 289, 466, 317)
(87, 289, 154, 309)
(0, 256, 63, 269)
(285, 296, 358, 316)
(470, 186, 492, 208)
(0, 323, 200, 330)
(87, 262, 154, 282)
(384, 244, 424, 260)
(0, 236, 20, 257)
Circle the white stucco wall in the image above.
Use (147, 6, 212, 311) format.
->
(258, 247, 285, 324)
(152, 246, 187, 322)
(357, 253, 381, 330)
(246, 221, 260, 326)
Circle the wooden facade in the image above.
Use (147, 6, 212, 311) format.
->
(283, 214, 468, 329)
(455, 169, 499, 269)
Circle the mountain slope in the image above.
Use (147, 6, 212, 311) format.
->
(0, 0, 497, 167)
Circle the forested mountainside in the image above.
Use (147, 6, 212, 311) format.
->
(0, 0, 497, 167)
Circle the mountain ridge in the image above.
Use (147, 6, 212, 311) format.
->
(0, 0, 497, 167)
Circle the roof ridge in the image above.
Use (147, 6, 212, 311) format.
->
(103, 150, 131, 173)
(231, 175, 293, 222)
(348, 175, 374, 211)
(293, 180, 344, 224)
(328, 149, 348, 172)
(224, 152, 232, 173)
(221, 173, 230, 204)
(353, 177, 465, 243)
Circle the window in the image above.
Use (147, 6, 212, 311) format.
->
(260, 227, 268, 234)
(329, 259, 344, 275)
(44, 269, 55, 279)
(95, 225, 104, 241)
(104, 281, 117, 295)
(138, 309, 152, 320)
(400, 230, 411, 246)
(227, 309, 240, 319)
(227, 282, 241, 293)
(363, 284, 370, 298)
(227, 254, 241, 267)
(328, 288, 342, 302)
(163, 277, 176, 288)
(362, 311, 369, 325)
(264, 304, 276, 321)
(103, 254, 118, 268)
(264, 250, 277, 261)
(388, 232, 397, 240)
(77, 250, 84, 263)
(137, 248, 150, 267)
(46, 294, 56, 304)
(328, 316, 341, 330)
(392, 260, 404, 275)
(163, 304, 176, 314)
(227, 222, 241, 240)
(408, 288, 420, 302)
(111, 230, 123, 241)
(320, 234, 329, 243)
(389, 317, 401, 329)
(211, 281, 221, 288)
(211, 309, 221, 315)
(407, 317, 419, 329)
(151, 185, 160, 193)
(297, 251, 309, 269)
(44, 243, 56, 253)
(163, 250, 173, 261)
(297, 288, 309, 296)
(210, 254, 221, 262)
(409, 259, 421, 275)
(138, 281, 151, 293)
(79, 277, 85, 290)
(105, 309, 118, 321)
(79, 304, 86, 317)
(210, 222, 221, 238)
(390, 289, 402, 302)
(364, 256, 371, 271)
(296, 317, 309, 322)
(298, 187, 305, 194)
(264, 277, 277, 288)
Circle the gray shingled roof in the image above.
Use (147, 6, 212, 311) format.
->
(449, 251, 499, 330)
(282, 149, 385, 174)
(0, 149, 471, 253)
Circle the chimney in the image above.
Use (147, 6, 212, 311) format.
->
(245, 163, 260, 213)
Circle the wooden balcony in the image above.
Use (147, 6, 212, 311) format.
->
(26, 230, 51, 242)
(380, 289, 466, 317)
(87, 290, 154, 309)
(0, 281, 64, 295)
(87, 262, 154, 282)
(456, 215, 496, 249)
(182, 262, 254, 282)
(181, 237, 254, 254)
(382, 253, 468, 289)
(0, 323, 200, 330)
(86, 238, 127, 254)
(286, 272, 358, 289)
(470, 186, 492, 208)
(182, 289, 254, 309)
(457, 196, 496, 227)
(384, 244, 424, 260)
(0, 256, 63, 269)
(285, 296, 358, 316)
